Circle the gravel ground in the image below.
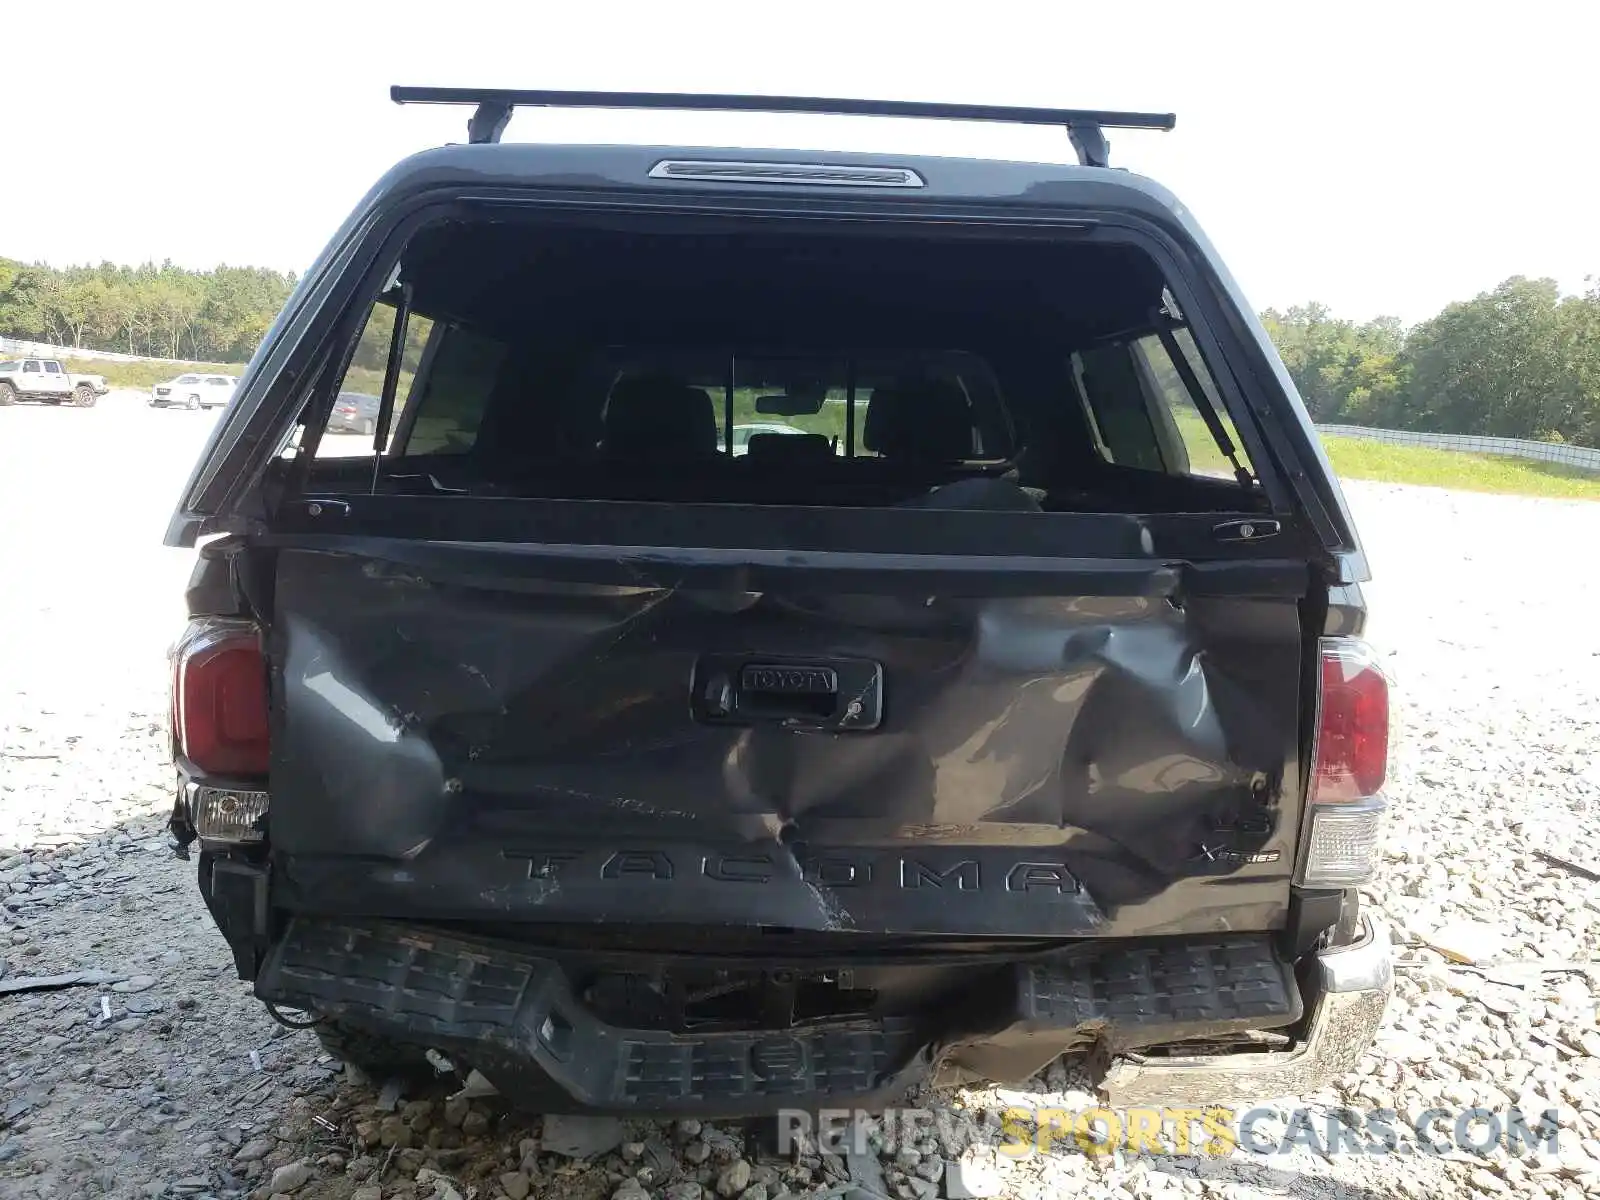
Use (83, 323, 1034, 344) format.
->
(2, 394, 1598, 1200)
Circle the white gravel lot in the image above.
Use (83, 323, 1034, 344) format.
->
(1, 393, 1598, 1200)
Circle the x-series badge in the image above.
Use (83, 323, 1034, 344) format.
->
(1195, 844, 1282, 865)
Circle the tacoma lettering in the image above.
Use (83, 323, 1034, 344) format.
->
(703, 854, 774, 883)
(601, 850, 674, 880)
(502, 848, 1085, 892)
(901, 859, 980, 890)
(801, 855, 873, 887)
(504, 850, 582, 880)
(1006, 863, 1080, 893)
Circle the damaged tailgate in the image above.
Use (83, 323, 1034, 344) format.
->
(264, 533, 1308, 940)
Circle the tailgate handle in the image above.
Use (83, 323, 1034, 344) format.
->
(694, 657, 882, 731)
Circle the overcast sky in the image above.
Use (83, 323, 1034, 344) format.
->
(6, 1, 1595, 324)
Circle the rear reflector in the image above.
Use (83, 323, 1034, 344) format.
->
(174, 621, 270, 777)
(1303, 801, 1384, 887)
(1301, 637, 1389, 887)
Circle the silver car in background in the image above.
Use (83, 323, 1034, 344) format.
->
(150, 374, 237, 410)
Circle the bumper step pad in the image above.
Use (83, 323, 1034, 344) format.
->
(1023, 936, 1301, 1046)
(256, 919, 1302, 1115)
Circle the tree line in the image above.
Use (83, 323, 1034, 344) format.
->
(0, 258, 296, 364)
(1262, 276, 1600, 447)
(3, 257, 1598, 447)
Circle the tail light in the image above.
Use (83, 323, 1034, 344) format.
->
(1300, 637, 1389, 887)
(173, 620, 270, 777)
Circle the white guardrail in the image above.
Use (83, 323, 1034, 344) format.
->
(1316, 424, 1600, 473)
(0, 335, 189, 365)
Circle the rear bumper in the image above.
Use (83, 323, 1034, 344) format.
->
(1099, 914, 1392, 1105)
(249, 914, 1386, 1117)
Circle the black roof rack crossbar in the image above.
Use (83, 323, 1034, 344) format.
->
(390, 86, 1174, 167)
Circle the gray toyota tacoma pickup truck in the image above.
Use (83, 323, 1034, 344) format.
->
(164, 87, 1392, 1116)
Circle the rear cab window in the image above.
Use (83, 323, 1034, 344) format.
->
(398, 325, 501, 455)
(1073, 307, 1250, 485)
(282, 213, 1269, 536)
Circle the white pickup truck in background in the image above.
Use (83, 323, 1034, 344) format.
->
(0, 358, 110, 407)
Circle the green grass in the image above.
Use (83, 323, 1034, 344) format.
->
(1172, 407, 1600, 500)
(57, 356, 248, 390)
(1318, 436, 1600, 500)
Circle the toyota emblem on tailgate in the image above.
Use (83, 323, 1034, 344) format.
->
(741, 664, 838, 695)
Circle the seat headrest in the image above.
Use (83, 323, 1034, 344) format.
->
(861, 379, 974, 462)
(744, 432, 836, 472)
(604, 375, 719, 459)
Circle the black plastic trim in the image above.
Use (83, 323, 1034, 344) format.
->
(1282, 886, 1345, 959)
